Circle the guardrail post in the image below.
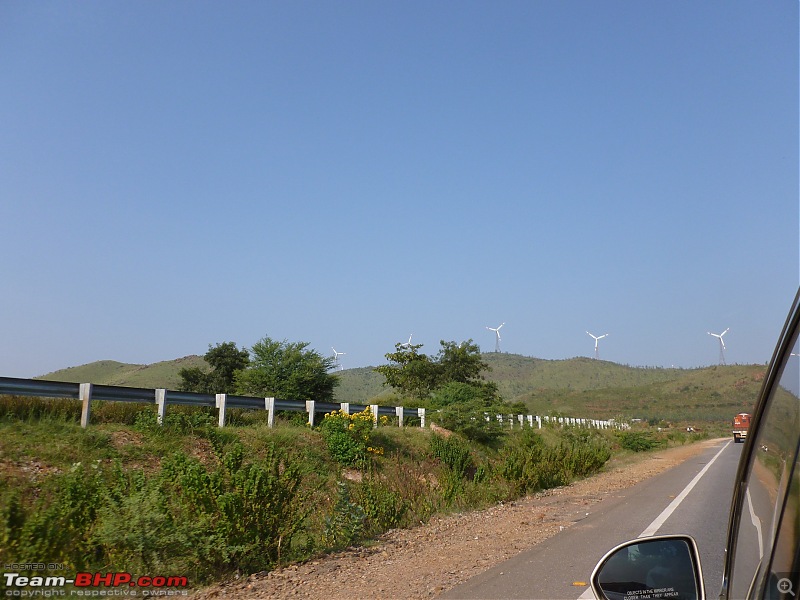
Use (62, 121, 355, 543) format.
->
(518, 415, 524, 428)
(536, 416, 542, 429)
(418, 407, 425, 428)
(340, 402, 350, 415)
(370, 405, 379, 428)
(508, 414, 514, 429)
(306, 400, 316, 427)
(156, 389, 167, 425)
(396, 406, 404, 427)
(216, 394, 227, 427)
(80, 383, 93, 428)
(265, 397, 275, 428)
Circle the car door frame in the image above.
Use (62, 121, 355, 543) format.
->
(719, 287, 800, 599)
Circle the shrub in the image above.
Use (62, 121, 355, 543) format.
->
(1, 441, 309, 584)
(321, 482, 366, 550)
(318, 409, 383, 466)
(616, 431, 664, 452)
(429, 434, 473, 478)
(498, 429, 611, 494)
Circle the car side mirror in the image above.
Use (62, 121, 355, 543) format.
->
(591, 535, 705, 600)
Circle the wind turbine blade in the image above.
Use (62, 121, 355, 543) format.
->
(721, 328, 729, 336)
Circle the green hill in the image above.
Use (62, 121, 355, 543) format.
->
(36, 353, 766, 424)
(38, 356, 208, 389)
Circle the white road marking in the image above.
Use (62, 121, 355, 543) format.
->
(579, 440, 731, 599)
(638, 441, 731, 538)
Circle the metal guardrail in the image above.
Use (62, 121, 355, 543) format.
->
(0, 376, 621, 431)
(0, 376, 428, 429)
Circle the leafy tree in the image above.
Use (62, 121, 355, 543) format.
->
(177, 366, 211, 394)
(205, 342, 250, 392)
(235, 337, 338, 402)
(375, 339, 497, 403)
(374, 343, 439, 402)
(178, 342, 250, 394)
(435, 340, 498, 397)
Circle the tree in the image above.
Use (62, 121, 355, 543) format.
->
(374, 342, 440, 402)
(178, 341, 250, 394)
(235, 337, 339, 402)
(374, 339, 498, 402)
(205, 342, 250, 392)
(435, 340, 497, 397)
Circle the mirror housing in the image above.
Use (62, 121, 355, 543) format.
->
(591, 535, 705, 600)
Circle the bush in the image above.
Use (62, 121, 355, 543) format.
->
(1, 441, 309, 584)
(429, 434, 473, 478)
(321, 482, 366, 550)
(357, 476, 408, 534)
(616, 431, 664, 452)
(498, 429, 611, 494)
(318, 409, 384, 466)
(429, 434, 475, 504)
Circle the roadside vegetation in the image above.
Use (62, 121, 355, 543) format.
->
(0, 396, 706, 588)
(3, 335, 737, 588)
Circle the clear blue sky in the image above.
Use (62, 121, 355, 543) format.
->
(2, 1, 798, 378)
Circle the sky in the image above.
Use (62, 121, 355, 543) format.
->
(1, 1, 798, 378)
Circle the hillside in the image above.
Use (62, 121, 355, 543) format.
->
(38, 356, 208, 389)
(36, 353, 767, 424)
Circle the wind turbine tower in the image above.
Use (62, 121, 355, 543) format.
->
(586, 331, 609, 360)
(331, 348, 346, 371)
(707, 329, 729, 365)
(486, 323, 504, 353)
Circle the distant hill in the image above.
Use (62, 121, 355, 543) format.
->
(38, 356, 208, 390)
(36, 353, 767, 424)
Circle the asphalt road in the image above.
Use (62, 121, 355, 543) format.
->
(441, 439, 742, 600)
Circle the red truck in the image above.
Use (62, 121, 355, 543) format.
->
(732, 412, 751, 443)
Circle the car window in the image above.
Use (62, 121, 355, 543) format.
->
(727, 318, 799, 599)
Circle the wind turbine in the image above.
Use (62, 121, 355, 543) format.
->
(486, 323, 504, 353)
(399, 334, 413, 349)
(586, 331, 609, 360)
(707, 328, 729, 365)
(331, 347, 345, 370)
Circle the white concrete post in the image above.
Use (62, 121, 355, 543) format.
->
(156, 388, 167, 425)
(216, 394, 227, 427)
(265, 397, 275, 428)
(340, 402, 350, 415)
(80, 383, 93, 428)
(527, 415, 533, 428)
(370, 405, 379, 428)
(396, 406, 404, 427)
(536, 416, 542, 429)
(518, 415, 525, 428)
(418, 407, 426, 428)
(306, 400, 316, 427)
(508, 415, 514, 429)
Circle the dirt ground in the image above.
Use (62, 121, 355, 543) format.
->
(191, 439, 724, 600)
